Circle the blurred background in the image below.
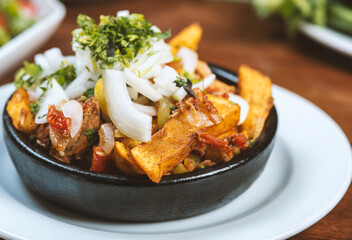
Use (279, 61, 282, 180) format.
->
(0, 0, 351, 239)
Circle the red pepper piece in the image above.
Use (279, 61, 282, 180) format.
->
(198, 132, 228, 148)
(232, 133, 249, 150)
(91, 147, 113, 173)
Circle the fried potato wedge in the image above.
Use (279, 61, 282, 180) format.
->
(206, 79, 236, 94)
(113, 141, 144, 176)
(238, 65, 273, 140)
(195, 60, 213, 78)
(6, 88, 37, 134)
(206, 94, 240, 136)
(168, 22, 202, 55)
(119, 137, 142, 149)
(131, 89, 221, 183)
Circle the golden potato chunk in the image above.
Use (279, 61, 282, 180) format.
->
(195, 60, 213, 78)
(119, 137, 141, 149)
(238, 65, 273, 140)
(206, 94, 240, 136)
(113, 141, 144, 176)
(206, 79, 236, 95)
(131, 89, 221, 183)
(168, 22, 202, 55)
(6, 88, 37, 134)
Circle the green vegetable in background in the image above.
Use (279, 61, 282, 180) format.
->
(0, 0, 37, 46)
(253, 0, 352, 36)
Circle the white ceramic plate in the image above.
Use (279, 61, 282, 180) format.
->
(0, 0, 66, 78)
(0, 84, 351, 240)
(299, 21, 352, 57)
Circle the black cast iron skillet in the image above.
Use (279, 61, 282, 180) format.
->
(3, 64, 278, 222)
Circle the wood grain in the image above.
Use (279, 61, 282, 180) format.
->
(1, 0, 351, 239)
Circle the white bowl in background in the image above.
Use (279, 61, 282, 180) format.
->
(0, 0, 66, 79)
(299, 21, 352, 58)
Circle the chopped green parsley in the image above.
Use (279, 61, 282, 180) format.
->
(83, 88, 94, 98)
(49, 63, 76, 87)
(29, 100, 40, 115)
(73, 13, 171, 69)
(85, 128, 98, 143)
(14, 61, 76, 90)
(14, 61, 43, 89)
(15, 61, 76, 114)
(180, 69, 201, 84)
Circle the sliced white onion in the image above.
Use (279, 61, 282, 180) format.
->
(228, 93, 249, 125)
(34, 54, 51, 74)
(27, 87, 42, 102)
(142, 64, 162, 80)
(65, 70, 91, 99)
(124, 68, 162, 102)
(155, 87, 174, 97)
(44, 48, 64, 71)
(62, 100, 83, 138)
(129, 39, 164, 77)
(153, 66, 179, 94)
(157, 43, 173, 65)
(173, 74, 216, 101)
(74, 47, 101, 80)
(35, 79, 69, 124)
(64, 55, 76, 65)
(177, 47, 198, 73)
(117, 10, 129, 17)
(133, 103, 157, 116)
(103, 69, 152, 142)
(98, 123, 115, 154)
(127, 86, 138, 100)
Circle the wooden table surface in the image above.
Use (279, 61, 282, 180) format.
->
(1, 0, 351, 239)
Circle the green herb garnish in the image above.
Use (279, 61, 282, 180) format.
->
(173, 56, 181, 62)
(180, 69, 202, 84)
(29, 100, 40, 115)
(14, 61, 43, 89)
(49, 63, 76, 87)
(170, 105, 176, 111)
(73, 14, 171, 69)
(80, 96, 87, 101)
(83, 88, 94, 98)
(15, 61, 76, 115)
(174, 76, 197, 98)
(85, 128, 97, 143)
(14, 61, 76, 90)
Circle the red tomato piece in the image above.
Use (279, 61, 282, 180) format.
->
(46, 105, 71, 137)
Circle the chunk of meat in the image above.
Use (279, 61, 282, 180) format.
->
(131, 88, 221, 183)
(35, 123, 50, 149)
(6, 88, 38, 134)
(198, 132, 234, 162)
(49, 97, 100, 163)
